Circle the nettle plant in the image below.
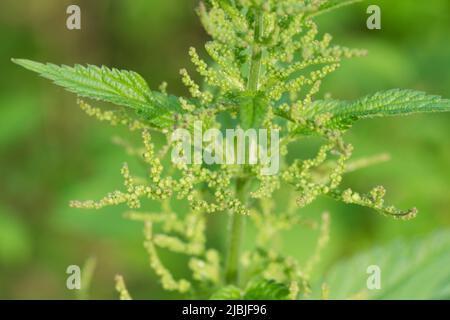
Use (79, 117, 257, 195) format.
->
(13, 0, 450, 299)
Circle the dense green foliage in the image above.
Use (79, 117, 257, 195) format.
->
(13, 0, 450, 300)
(2, 0, 449, 299)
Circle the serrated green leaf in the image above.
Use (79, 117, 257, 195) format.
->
(12, 58, 183, 128)
(243, 278, 290, 300)
(315, 230, 450, 299)
(308, 0, 363, 18)
(305, 89, 450, 129)
(210, 285, 242, 300)
(239, 92, 268, 129)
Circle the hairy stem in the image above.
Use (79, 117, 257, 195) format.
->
(224, 177, 249, 284)
(224, 9, 264, 285)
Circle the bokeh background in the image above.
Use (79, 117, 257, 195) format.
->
(0, 0, 449, 299)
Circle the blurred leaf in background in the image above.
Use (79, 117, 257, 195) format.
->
(0, 206, 31, 265)
(314, 229, 450, 299)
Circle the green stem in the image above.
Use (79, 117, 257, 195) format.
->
(247, 11, 263, 91)
(224, 177, 249, 284)
(224, 9, 264, 285)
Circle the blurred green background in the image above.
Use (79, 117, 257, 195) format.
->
(0, 0, 449, 299)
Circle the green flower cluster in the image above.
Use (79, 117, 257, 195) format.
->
(13, 0, 450, 299)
